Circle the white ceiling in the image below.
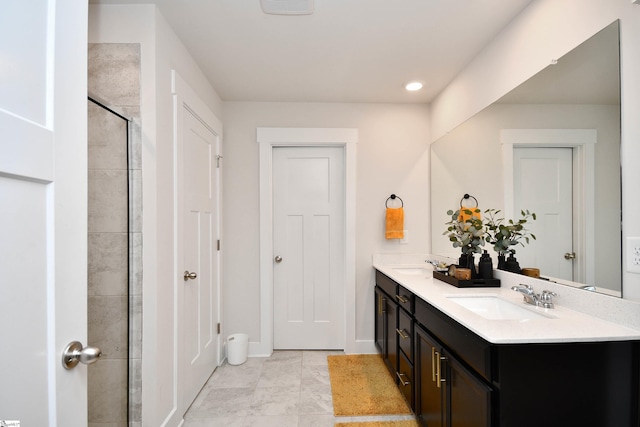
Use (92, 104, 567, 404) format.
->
(89, 0, 536, 103)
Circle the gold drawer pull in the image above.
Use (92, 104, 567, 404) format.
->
(396, 328, 409, 340)
(396, 371, 410, 386)
(396, 294, 409, 304)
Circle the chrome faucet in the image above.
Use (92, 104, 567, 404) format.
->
(511, 284, 557, 309)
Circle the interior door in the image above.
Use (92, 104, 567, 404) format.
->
(514, 147, 573, 280)
(177, 95, 221, 411)
(0, 0, 89, 424)
(272, 146, 345, 349)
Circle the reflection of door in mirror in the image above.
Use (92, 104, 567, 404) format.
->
(430, 20, 621, 296)
(514, 147, 573, 281)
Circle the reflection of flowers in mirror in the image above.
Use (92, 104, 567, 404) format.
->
(444, 208, 485, 255)
(483, 208, 536, 255)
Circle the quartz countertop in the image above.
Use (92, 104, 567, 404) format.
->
(374, 262, 640, 344)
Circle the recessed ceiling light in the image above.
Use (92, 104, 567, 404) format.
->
(405, 82, 423, 92)
(261, 0, 314, 15)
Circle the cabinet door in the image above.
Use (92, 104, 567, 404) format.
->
(398, 349, 414, 410)
(446, 352, 491, 427)
(415, 325, 443, 427)
(397, 308, 413, 363)
(374, 287, 386, 354)
(385, 298, 398, 377)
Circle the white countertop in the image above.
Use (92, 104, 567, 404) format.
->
(374, 262, 640, 344)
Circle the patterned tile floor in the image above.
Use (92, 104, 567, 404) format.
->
(183, 350, 417, 427)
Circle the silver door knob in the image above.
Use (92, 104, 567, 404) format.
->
(184, 270, 197, 281)
(274, 256, 283, 263)
(564, 252, 576, 260)
(62, 341, 102, 370)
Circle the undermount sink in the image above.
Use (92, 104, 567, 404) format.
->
(447, 296, 553, 320)
(392, 267, 428, 275)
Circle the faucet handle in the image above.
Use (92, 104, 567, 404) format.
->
(539, 290, 557, 308)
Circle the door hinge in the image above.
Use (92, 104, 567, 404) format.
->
(217, 323, 221, 334)
(217, 239, 221, 251)
(216, 155, 223, 168)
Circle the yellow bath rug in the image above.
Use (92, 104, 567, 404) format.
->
(335, 421, 419, 427)
(327, 354, 412, 416)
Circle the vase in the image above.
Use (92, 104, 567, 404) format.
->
(504, 253, 522, 274)
(458, 253, 478, 278)
(478, 250, 493, 280)
(497, 254, 506, 270)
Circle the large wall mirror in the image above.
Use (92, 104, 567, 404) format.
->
(431, 20, 622, 297)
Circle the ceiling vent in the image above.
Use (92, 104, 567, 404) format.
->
(260, 0, 314, 15)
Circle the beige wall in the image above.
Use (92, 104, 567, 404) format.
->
(222, 102, 431, 349)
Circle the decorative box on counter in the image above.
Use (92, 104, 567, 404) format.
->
(433, 271, 500, 288)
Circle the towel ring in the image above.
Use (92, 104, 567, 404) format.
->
(459, 193, 478, 209)
(386, 194, 404, 208)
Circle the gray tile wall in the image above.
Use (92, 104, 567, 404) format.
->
(88, 43, 142, 427)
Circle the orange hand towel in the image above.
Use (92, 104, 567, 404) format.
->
(385, 207, 404, 239)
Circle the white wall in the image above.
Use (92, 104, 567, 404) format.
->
(430, 0, 640, 301)
(89, 5, 223, 426)
(222, 102, 431, 351)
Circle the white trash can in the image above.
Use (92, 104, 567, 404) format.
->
(227, 333, 248, 365)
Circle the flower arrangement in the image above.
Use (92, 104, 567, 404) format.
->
(483, 208, 536, 255)
(443, 208, 485, 255)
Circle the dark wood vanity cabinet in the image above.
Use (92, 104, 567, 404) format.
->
(415, 301, 491, 427)
(375, 284, 398, 375)
(375, 271, 415, 410)
(375, 269, 640, 427)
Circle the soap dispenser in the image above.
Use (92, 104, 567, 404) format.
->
(478, 250, 493, 280)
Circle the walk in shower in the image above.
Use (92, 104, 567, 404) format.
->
(88, 43, 142, 427)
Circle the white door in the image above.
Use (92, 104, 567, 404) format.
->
(273, 146, 345, 349)
(514, 147, 573, 280)
(175, 87, 221, 411)
(0, 0, 89, 425)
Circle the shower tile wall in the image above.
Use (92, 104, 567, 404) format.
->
(88, 43, 142, 427)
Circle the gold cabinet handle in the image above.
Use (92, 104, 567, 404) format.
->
(396, 294, 409, 304)
(431, 346, 437, 382)
(396, 371, 410, 386)
(435, 352, 446, 388)
(379, 294, 385, 315)
(396, 328, 409, 340)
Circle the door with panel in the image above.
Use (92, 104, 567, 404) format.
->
(514, 147, 573, 280)
(177, 96, 221, 410)
(272, 146, 345, 349)
(0, 0, 90, 424)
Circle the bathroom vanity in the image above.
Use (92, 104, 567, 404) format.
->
(374, 262, 640, 427)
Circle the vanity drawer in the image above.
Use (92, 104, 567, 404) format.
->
(396, 285, 414, 314)
(397, 308, 413, 362)
(397, 350, 414, 410)
(415, 298, 492, 382)
(376, 270, 398, 299)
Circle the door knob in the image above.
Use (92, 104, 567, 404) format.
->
(564, 252, 576, 260)
(62, 341, 102, 370)
(184, 270, 198, 281)
(274, 256, 283, 263)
